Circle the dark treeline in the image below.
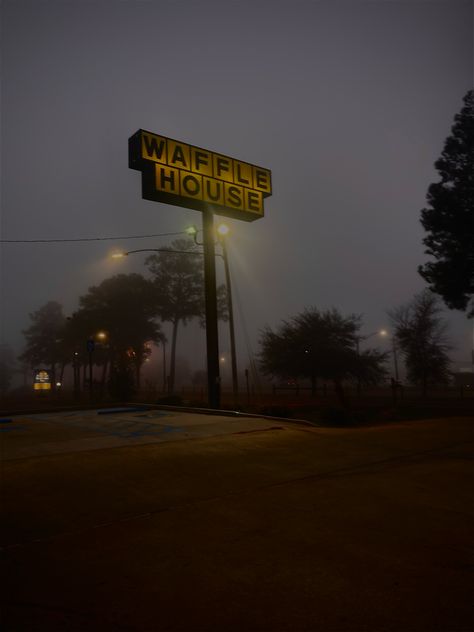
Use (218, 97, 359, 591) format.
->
(16, 255, 453, 405)
(259, 290, 452, 404)
(17, 238, 227, 399)
(7, 91, 473, 404)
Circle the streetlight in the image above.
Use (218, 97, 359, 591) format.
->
(362, 328, 399, 382)
(87, 330, 109, 399)
(355, 329, 387, 354)
(376, 329, 401, 382)
(188, 223, 239, 404)
(112, 248, 187, 395)
(113, 227, 236, 410)
(216, 223, 239, 404)
(112, 246, 206, 399)
(355, 329, 388, 396)
(112, 247, 202, 258)
(383, 330, 400, 382)
(184, 215, 221, 408)
(373, 331, 400, 382)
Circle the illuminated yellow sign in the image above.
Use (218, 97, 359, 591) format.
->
(34, 369, 52, 391)
(129, 130, 272, 222)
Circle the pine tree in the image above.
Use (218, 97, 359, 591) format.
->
(19, 301, 68, 383)
(418, 90, 474, 316)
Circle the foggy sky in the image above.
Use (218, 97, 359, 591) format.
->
(1, 0, 473, 380)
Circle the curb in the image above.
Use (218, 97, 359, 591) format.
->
(0, 402, 317, 428)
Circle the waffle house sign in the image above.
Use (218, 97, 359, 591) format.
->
(129, 130, 272, 221)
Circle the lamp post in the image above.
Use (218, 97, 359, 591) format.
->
(85, 330, 108, 401)
(371, 329, 399, 382)
(356, 329, 388, 353)
(383, 332, 400, 403)
(161, 335, 167, 394)
(86, 337, 95, 399)
(201, 211, 221, 409)
(216, 224, 239, 404)
(392, 338, 400, 382)
(113, 247, 201, 398)
(356, 329, 387, 395)
(187, 223, 239, 406)
(113, 241, 221, 408)
(73, 351, 80, 398)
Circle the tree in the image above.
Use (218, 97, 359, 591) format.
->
(19, 301, 68, 384)
(418, 90, 474, 316)
(73, 274, 162, 395)
(145, 239, 203, 393)
(389, 290, 451, 395)
(259, 308, 387, 404)
(0, 344, 16, 394)
(145, 238, 228, 393)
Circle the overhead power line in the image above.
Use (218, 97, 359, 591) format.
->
(0, 231, 186, 244)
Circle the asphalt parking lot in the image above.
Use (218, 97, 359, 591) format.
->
(0, 406, 290, 459)
(1, 408, 473, 631)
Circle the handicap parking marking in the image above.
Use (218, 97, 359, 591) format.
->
(1, 411, 195, 460)
(14, 409, 184, 441)
(1, 408, 292, 461)
(125, 424, 182, 439)
(0, 425, 27, 433)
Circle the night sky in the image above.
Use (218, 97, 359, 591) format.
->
(1, 0, 472, 382)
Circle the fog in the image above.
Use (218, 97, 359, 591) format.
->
(1, 0, 472, 385)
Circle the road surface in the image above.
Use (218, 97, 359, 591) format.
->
(1, 408, 473, 631)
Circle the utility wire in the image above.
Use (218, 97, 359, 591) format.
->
(0, 231, 186, 244)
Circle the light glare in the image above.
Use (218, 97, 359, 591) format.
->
(217, 223, 230, 236)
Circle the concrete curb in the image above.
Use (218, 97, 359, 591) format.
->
(130, 402, 318, 428)
(0, 402, 317, 428)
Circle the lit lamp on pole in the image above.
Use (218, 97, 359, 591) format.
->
(356, 328, 387, 354)
(184, 220, 221, 408)
(112, 243, 217, 396)
(187, 222, 239, 404)
(111, 249, 177, 394)
(355, 329, 388, 395)
(363, 328, 399, 382)
(96, 330, 108, 343)
(217, 223, 239, 403)
(382, 329, 400, 382)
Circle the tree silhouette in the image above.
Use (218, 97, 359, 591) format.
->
(389, 290, 450, 395)
(145, 238, 228, 394)
(19, 301, 68, 385)
(259, 307, 386, 404)
(419, 90, 474, 316)
(0, 344, 17, 394)
(145, 239, 203, 393)
(73, 274, 162, 393)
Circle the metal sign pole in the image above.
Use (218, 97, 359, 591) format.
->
(202, 209, 221, 409)
(129, 129, 272, 410)
(220, 236, 239, 402)
(87, 338, 95, 401)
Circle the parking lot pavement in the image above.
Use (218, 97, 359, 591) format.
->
(0, 407, 289, 460)
(1, 412, 473, 631)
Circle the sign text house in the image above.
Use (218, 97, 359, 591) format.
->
(129, 130, 272, 221)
